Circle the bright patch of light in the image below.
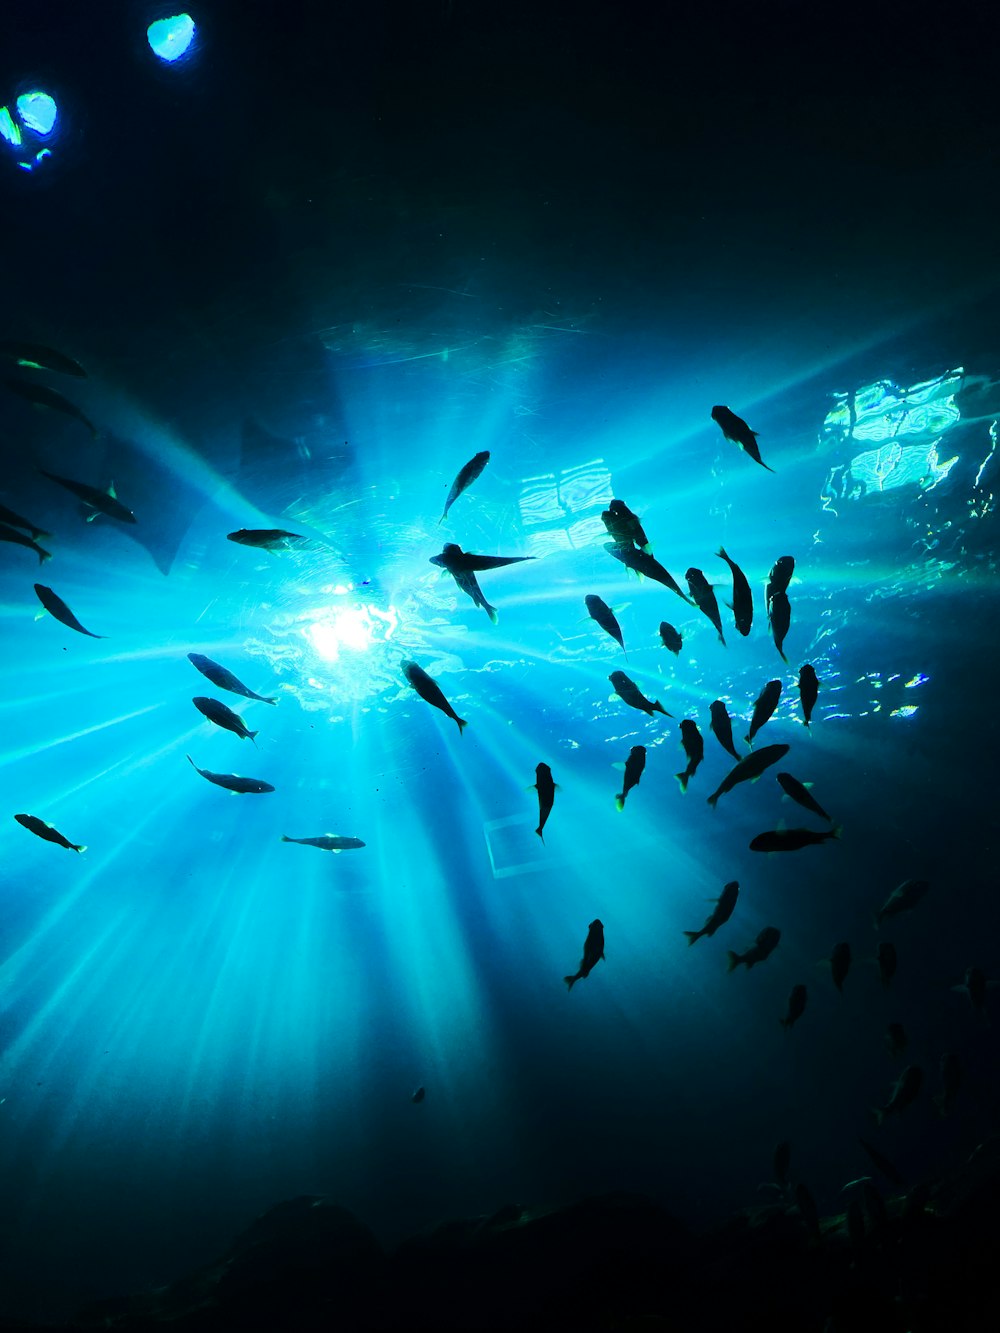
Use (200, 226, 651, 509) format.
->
(0, 107, 21, 146)
(16, 91, 57, 136)
(904, 673, 929, 688)
(307, 607, 375, 660)
(890, 705, 919, 719)
(148, 14, 196, 62)
(824, 368, 962, 444)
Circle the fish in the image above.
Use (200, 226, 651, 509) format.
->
(858, 1138, 906, 1191)
(780, 983, 808, 1030)
(0, 521, 50, 563)
(193, 696, 259, 744)
(280, 834, 366, 851)
(709, 700, 741, 761)
(875, 878, 929, 928)
(14, 812, 86, 852)
(683, 880, 739, 945)
(4, 377, 97, 435)
(876, 941, 897, 988)
(609, 670, 670, 717)
(440, 450, 490, 522)
(885, 1022, 908, 1060)
(872, 1065, 922, 1126)
(768, 590, 790, 662)
(727, 925, 781, 971)
(585, 594, 626, 656)
(429, 544, 534, 573)
(675, 719, 704, 793)
(746, 679, 782, 746)
(711, 405, 774, 472)
(227, 529, 307, 550)
(186, 755, 274, 794)
(750, 825, 841, 853)
(952, 965, 999, 1020)
(798, 664, 818, 727)
(411, 1086, 426, 1104)
(685, 567, 726, 645)
(776, 771, 832, 822)
(933, 1052, 962, 1116)
(829, 942, 851, 993)
(564, 918, 605, 991)
(0, 501, 49, 540)
(533, 762, 556, 840)
(716, 548, 753, 636)
(0, 340, 86, 377)
(706, 742, 789, 809)
(615, 745, 646, 811)
(434, 550, 498, 622)
(39, 470, 136, 524)
(766, 555, 795, 601)
(600, 499, 651, 552)
(188, 654, 277, 704)
(402, 660, 467, 733)
(34, 583, 104, 637)
(604, 543, 692, 603)
(794, 1183, 820, 1240)
(658, 622, 682, 655)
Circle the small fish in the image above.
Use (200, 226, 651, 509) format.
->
(780, 983, 808, 1030)
(39, 470, 136, 524)
(34, 583, 104, 638)
(585, 594, 626, 656)
(706, 742, 789, 809)
(858, 1137, 906, 1190)
(683, 880, 739, 945)
(432, 544, 498, 622)
(776, 771, 832, 822)
(193, 696, 259, 744)
(709, 699, 741, 761)
(4, 376, 97, 435)
(411, 1086, 426, 1104)
(188, 654, 277, 704)
(794, 1182, 820, 1239)
(750, 825, 841, 853)
(658, 621, 682, 655)
(564, 919, 605, 991)
(533, 762, 556, 840)
(600, 499, 651, 552)
(829, 942, 851, 994)
(716, 548, 753, 636)
(440, 450, 490, 523)
(766, 555, 795, 605)
(0, 521, 50, 563)
(872, 1065, 922, 1126)
(430, 544, 534, 573)
(746, 679, 782, 746)
(768, 590, 790, 662)
(0, 340, 86, 377)
(685, 567, 726, 645)
(187, 755, 274, 794)
(604, 543, 692, 603)
(281, 834, 366, 851)
(727, 925, 781, 971)
(798, 664, 818, 727)
(14, 812, 86, 852)
(402, 660, 467, 733)
(711, 405, 774, 472)
(885, 1022, 908, 1060)
(0, 501, 49, 540)
(227, 529, 307, 550)
(609, 670, 670, 717)
(675, 719, 704, 793)
(933, 1052, 962, 1116)
(876, 941, 897, 988)
(875, 878, 929, 928)
(952, 965, 998, 1021)
(615, 745, 646, 811)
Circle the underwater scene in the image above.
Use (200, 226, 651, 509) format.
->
(1, 2, 999, 1328)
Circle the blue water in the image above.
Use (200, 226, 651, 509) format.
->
(1, 0, 999, 1321)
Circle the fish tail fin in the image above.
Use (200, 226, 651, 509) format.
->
(718, 632, 727, 646)
(486, 605, 499, 625)
(653, 700, 671, 716)
(563, 975, 576, 991)
(830, 824, 843, 839)
(615, 793, 625, 812)
(456, 717, 468, 734)
(438, 513, 446, 525)
(249, 730, 259, 745)
(265, 697, 278, 705)
(39, 547, 52, 563)
(683, 931, 701, 946)
(535, 827, 545, 842)
(675, 770, 689, 793)
(186, 754, 197, 770)
(707, 793, 719, 809)
(280, 836, 292, 842)
(73, 843, 87, 854)
(726, 951, 740, 973)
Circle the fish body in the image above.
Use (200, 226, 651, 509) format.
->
(750, 825, 840, 853)
(876, 941, 897, 988)
(768, 590, 790, 662)
(609, 670, 670, 717)
(604, 543, 692, 603)
(402, 660, 467, 733)
(0, 340, 86, 377)
(193, 696, 258, 744)
(781, 983, 808, 1030)
(727, 925, 781, 971)
(600, 499, 651, 552)
(798, 664, 818, 726)
(615, 745, 646, 811)
(776, 771, 832, 822)
(953, 965, 996, 1019)
(716, 548, 753, 636)
(533, 762, 555, 840)
(281, 834, 365, 851)
(885, 1023, 908, 1060)
(873, 1065, 922, 1126)
(933, 1052, 962, 1116)
(564, 919, 605, 990)
(709, 700, 741, 761)
(875, 878, 929, 927)
(0, 501, 49, 540)
(707, 742, 789, 808)
(453, 566, 498, 622)
(411, 1086, 426, 1104)
(746, 679, 782, 746)
(430, 544, 533, 573)
(186, 755, 274, 794)
(14, 812, 85, 852)
(585, 594, 626, 656)
(684, 880, 739, 945)
(227, 528, 306, 550)
(440, 450, 490, 522)
(39, 470, 136, 524)
(34, 583, 103, 637)
(188, 653, 277, 704)
(0, 521, 50, 563)
(711, 405, 774, 471)
(830, 942, 851, 993)
(685, 567, 726, 644)
(675, 719, 704, 792)
(766, 555, 795, 604)
(858, 1137, 905, 1190)
(4, 377, 96, 435)
(658, 621, 682, 655)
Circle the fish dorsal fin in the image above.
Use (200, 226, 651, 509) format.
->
(107, 481, 116, 497)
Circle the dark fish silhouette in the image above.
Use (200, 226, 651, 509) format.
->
(0, 521, 50, 563)
(604, 543, 692, 603)
(4, 376, 96, 435)
(709, 700, 741, 761)
(873, 1065, 922, 1126)
(533, 762, 556, 840)
(187, 755, 274, 794)
(716, 548, 753, 636)
(707, 742, 789, 809)
(683, 880, 739, 945)
(0, 340, 86, 377)
(601, 499, 651, 552)
(227, 528, 306, 550)
(727, 925, 781, 971)
(411, 1086, 426, 1104)
(875, 878, 929, 928)
(585, 594, 626, 656)
(769, 590, 790, 662)
(798, 664, 818, 726)
(685, 567, 726, 644)
(430, 544, 533, 574)
(193, 696, 259, 744)
(766, 555, 795, 606)
(615, 745, 646, 811)
(440, 450, 489, 523)
(776, 771, 832, 822)
(14, 812, 86, 852)
(188, 654, 277, 704)
(432, 544, 498, 622)
(0, 501, 49, 540)
(39, 470, 136, 524)
(829, 942, 851, 993)
(746, 679, 782, 746)
(34, 583, 104, 637)
(858, 1137, 906, 1190)
(781, 983, 808, 1030)
(281, 834, 366, 851)
(952, 965, 999, 1021)
(712, 405, 774, 471)
(658, 622, 682, 655)
(609, 670, 670, 716)
(402, 660, 466, 733)
(675, 719, 704, 793)
(564, 919, 605, 990)
(750, 825, 840, 853)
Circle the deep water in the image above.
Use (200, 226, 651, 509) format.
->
(1, 0, 999, 1324)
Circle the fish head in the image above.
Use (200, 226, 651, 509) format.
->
(710, 406, 727, 422)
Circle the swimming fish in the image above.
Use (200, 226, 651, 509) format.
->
(876, 941, 897, 988)
(749, 826, 840, 853)
(746, 679, 782, 746)
(766, 555, 795, 606)
(875, 878, 929, 928)
(858, 1137, 906, 1191)
(564, 919, 605, 990)
(430, 544, 534, 574)
(798, 664, 818, 727)
(706, 742, 789, 808)
(533, 762, 556, 840)
(604, 543, 692, 603)
(952, 965, 999, 1021)
(615, 744, 646, 811)
(585, 594, 626, 656)
(0, 340, 86, 377)
(727, 925, 781, 971)
(685, 567, 726, 645)
(675, 719, 704, 793)
(39, 470, 137, 524)
(186, 755, 274, 794)
(440, 450, 490, 523)
(768, 590, 790, 662)
(0, 521, 50, 563)
(34, 583, 104, 638)
(402, 660, 467, 733)
(709, 700, 741, 761)
(281, 834, 366, 851)
(780, 983, 808, 1030)
(227, 529, 307, 550)
(683, 880, 739, 945)
(829, 941, 851, 993)
(411, 1086, 426, 1104)
(0, 501, 49, 540)
(14, 812, 86, 852)
(609, 670, 670, 717)
(716, 548, 753, 636)
(187, 654, 277, 704)
(658, 622, 682, 655)
(600, 499, 651, 552)
(193, 696, 259, 744)
(776, 771, 832, 823)
(4, 377, 97, 435)
(872, 1065, 922, 1126)
(711, 405, 774, 472)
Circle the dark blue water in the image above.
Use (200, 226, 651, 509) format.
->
(1, 1, 998, 1321)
